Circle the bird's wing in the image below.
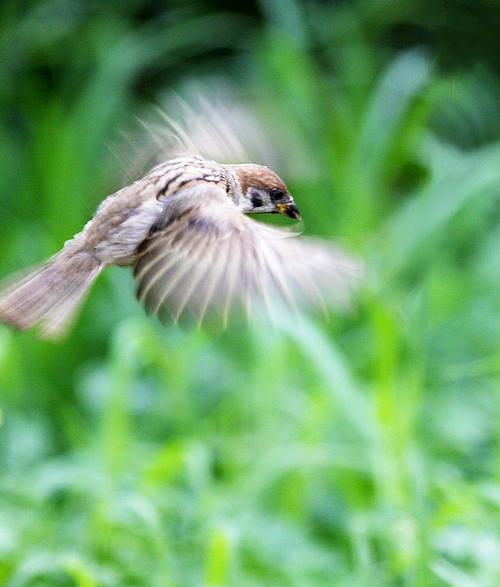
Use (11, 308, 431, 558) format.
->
(133, 184, 362, 324)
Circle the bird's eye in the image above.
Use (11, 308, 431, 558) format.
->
(269, 188, 285, 202)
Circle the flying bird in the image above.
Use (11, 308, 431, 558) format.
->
(0, 94, 362, 340)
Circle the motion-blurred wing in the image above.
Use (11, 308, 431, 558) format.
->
(118, 81, 295, 182)
(133, 185, 362, 324)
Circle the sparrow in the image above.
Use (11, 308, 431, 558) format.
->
(0, 155, 361, 339)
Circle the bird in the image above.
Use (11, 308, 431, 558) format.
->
(0, 83, 363, 341)
(0, 154, 362, 340)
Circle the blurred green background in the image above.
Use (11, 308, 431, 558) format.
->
(1, 1, 500, 585)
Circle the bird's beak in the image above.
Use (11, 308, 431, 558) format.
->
(276, 202, 301, 220)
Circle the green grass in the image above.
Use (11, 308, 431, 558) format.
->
(1, 1, 499, 585)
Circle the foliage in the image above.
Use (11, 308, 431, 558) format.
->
(0, 1, 499, 585)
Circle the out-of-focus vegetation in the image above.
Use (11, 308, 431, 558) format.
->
(1, 1, 500, 585)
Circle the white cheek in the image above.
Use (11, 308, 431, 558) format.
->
(250, 190, 270, 209)
(234, 197, 253, 213)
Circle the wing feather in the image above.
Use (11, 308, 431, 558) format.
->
(133, 184, 362, 324)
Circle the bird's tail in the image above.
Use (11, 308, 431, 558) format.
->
(0, 245, 103, 340)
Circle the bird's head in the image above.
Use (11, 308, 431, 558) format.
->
(226, 164, 301, 219)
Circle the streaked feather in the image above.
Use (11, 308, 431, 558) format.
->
(133, 184, 362, 324)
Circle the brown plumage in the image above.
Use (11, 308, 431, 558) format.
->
(227, 164, 288, 194)
(0, 155, 362, 339)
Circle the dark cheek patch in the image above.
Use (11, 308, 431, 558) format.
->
(251, 193, 263, 208)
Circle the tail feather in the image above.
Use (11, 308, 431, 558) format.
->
(0, 248, 103, 339)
